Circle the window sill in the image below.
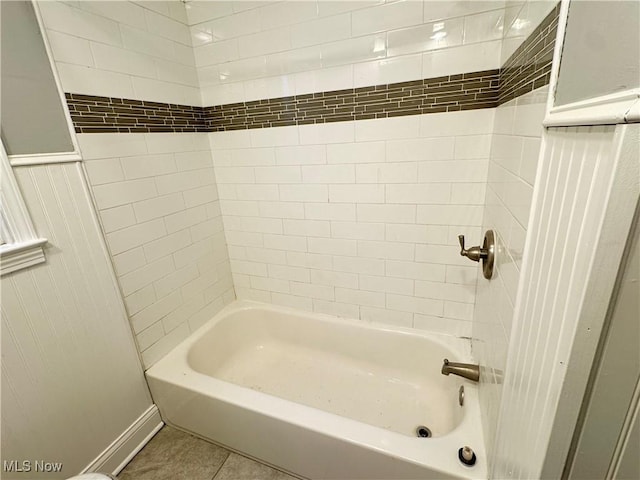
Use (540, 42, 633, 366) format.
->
(1, 238, 48, 276)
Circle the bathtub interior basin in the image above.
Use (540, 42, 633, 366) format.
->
(187, 306, 464, 437)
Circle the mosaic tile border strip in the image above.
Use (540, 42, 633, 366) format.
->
(66, 93, 207, 134)
(498, 3, 560, 105)
(66, 3, 559, 133)
(66, 70, 500, 133)
(205, 70, 500, 131)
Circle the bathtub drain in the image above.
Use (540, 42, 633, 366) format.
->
(416, 426, 432, 438)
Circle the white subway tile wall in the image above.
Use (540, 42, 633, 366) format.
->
(473, 85, 548, 470)
(39, 1, 201, 105)
(38, 1, 555, 378)
(470, 1, 555, 465)
(211, 108, 494, 336)
(79, 133, 234, 367)
(189, 0, 507, 105)
(501, 0, 558, 64)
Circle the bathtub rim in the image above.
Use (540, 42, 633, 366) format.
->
(146, 300, 487, 480)
(188, 299, 473, 359)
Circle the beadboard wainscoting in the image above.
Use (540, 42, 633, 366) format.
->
(493, 124, 638, 480)
(2, 162, 157, 477)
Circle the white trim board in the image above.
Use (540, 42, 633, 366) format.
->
(0, 238, 48, 275)
(544, 0, 640, 128)
(544, 0, 570, 117)
(81, 405, 163, 476)
(0, 141, 48, 275)
(544, 89, 640, 127)
(9, 152, 83, 167)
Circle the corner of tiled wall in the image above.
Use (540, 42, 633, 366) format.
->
(472, 0, 559, 470)
(473, 86, 548, 465)
(78, 132, 235, 367)
(39, 0, 236, 367)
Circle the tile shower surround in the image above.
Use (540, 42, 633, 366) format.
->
(66, 3, 559, 134)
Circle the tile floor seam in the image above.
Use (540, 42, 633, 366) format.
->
(118, 425, 300, 480)
(210, 453, 232, 480)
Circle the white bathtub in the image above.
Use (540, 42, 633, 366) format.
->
(146, 301, 486, 479)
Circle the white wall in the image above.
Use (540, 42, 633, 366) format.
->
(210, 109, 493, 332)
(78, 133, 234, 367)
(188, 0, 506, 104)
(1, 162, 153, 478)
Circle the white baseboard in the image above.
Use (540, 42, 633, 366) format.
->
(82, 405, 163, 476)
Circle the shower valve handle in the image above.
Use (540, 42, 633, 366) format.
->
(458, 234, 486, 262)
(458, 231, 496, 280)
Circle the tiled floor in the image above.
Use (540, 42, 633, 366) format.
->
(118, 426, 301, 480)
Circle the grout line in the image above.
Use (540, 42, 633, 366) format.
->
(209, 450, 232, 480)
